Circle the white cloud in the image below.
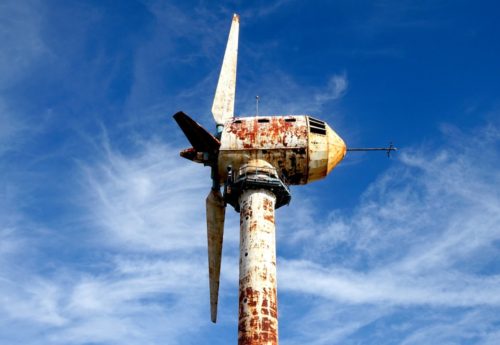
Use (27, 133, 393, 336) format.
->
(0, 133, 241, 344)
(0, 278, 66, 326)
(0, 248, 210, 344)
(276, 123, 500, 343)
(81, 138, 211, 252)
(399, 309, 500, 345)
(235, 71, 349, 118)
(74, 122, 500, 344)
(52, 257, 207, 344)
(315, 73, 349, 103)
(280, 260, 500, 306)
(241, 0, 295, 18)
(1, 120, 499, 344)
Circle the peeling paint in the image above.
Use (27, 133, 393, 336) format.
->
(238, 189, 278, 345)
(218, 115, 346, 185)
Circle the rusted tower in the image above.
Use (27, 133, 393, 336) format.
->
(173, 14, 394, 345)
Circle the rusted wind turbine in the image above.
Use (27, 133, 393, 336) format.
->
(173, 13, 395, 345)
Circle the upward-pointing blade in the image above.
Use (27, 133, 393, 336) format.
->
(206, 188, 226, 323)
(211, 13, 239, 126)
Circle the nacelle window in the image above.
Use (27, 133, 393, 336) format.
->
(257, 118, 270, 123)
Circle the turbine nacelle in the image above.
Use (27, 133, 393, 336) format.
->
(176, 114, 347, 185)
(217, 115, 346, 185)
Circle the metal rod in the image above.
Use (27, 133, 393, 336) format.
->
(347, 147, 397, 152)
(347, 145, 397, 157)
(256, 95, 260, 117)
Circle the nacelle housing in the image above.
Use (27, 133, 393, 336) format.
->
(218, 115, 346, 185)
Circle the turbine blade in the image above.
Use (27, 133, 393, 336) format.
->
(212, 14, 239, 126)
(173, 111, 220, 152)
(206, 188, 226, 323)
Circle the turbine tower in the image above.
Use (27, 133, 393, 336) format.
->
(173, 14, 395, 345)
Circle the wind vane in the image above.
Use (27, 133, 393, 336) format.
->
(173, 13, 396, 345)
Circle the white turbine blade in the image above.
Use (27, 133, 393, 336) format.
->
(206, 188, 226, 323)
(212, 13, 239, 126)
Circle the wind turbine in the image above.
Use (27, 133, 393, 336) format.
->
(173, 13, 395, 345)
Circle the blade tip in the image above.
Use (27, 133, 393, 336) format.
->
(173, 111, 185, 119)
(233, 13, 240, 22)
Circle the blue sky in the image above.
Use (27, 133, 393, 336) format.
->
(1, 0, 500, 344)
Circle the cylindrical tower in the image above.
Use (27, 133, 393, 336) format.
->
(238, 188, 278, 345)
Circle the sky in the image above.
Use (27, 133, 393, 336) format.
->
(1, 0, 500, 344)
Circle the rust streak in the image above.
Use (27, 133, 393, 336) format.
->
(238, 189, 278, 345)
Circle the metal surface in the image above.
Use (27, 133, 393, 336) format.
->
(219, 116, 308, 185)
(206, 189, 226, 323)
(238, 188, 278, 345)
(212, 14, 239, 127)
(224, 164, 291, 211)
(303, 116, 346, 181)
(218, 116, 346, 185)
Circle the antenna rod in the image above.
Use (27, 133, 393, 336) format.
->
(347, 144, 398, 157)
(347, 147, 397, 152)
(256, 95, 260, 116)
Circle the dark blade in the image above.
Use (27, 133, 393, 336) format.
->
(173, 111, 221, 153)
(206, 188, 226, 323)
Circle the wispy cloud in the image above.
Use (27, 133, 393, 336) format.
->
(241, 0, 295, 18)
(81, 137, 209, 252)
(236, 70, 349, 117)
(1, 121, 498, 344)
(275, 123, 500, 343)
(0, 135, 228, 344)
(1, 1, 498, 344)
(315, 73, 348, 103)
(280, 259, 500, 306)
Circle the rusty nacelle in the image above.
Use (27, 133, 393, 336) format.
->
(217, 115, 346, 185)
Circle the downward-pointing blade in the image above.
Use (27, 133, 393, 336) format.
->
(206, 188, 226, 323)
(211, 14, 239, 126)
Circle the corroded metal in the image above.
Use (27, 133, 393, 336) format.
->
(173, 14, 352, 345)
(238, 186, 278, 345)
(308, 119, 346, 182)
(218, 115, 347, 185)
(224, 164, 291, 211)
(206, 189, 226, 323)
(212, 13, 239, 127)
(219, 116, 308, 185)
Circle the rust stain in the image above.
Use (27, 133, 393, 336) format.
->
(221, 116, 309, 186)
(263, 198, 273, 210)
(220, 115, 346, 186)
(264, 214, 274, 223)
(238, 190, 278, 345)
